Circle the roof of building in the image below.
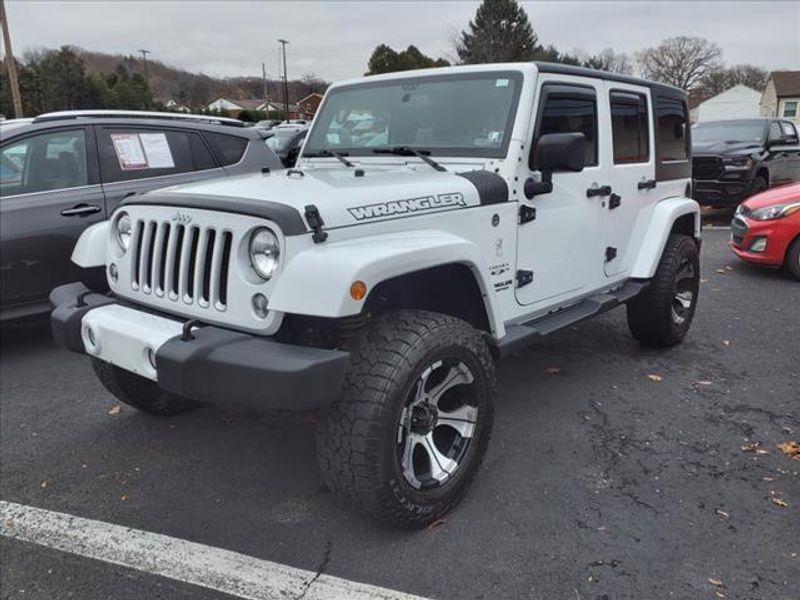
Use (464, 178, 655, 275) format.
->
(770, 71, 800, 97)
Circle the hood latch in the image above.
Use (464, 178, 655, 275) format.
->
(304, 204, 328, 244)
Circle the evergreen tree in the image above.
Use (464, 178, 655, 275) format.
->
(365, 44, 449, 75)
(456, 0, 538, 64)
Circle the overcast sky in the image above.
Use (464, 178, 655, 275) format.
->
(7, 1, 800, 82)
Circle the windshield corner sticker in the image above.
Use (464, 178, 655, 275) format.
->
(348, 192, 467, 222)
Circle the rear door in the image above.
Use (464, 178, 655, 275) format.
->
(0, 126, 105, 311)
(96, 125, 224, 212)
(515, 76, 612, 307)
(604, 84, 657, 277)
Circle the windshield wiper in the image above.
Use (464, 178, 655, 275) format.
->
(372, 146, 447, 172)
(304, 149, 354, 168)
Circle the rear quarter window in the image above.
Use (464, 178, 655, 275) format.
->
(205, 132, 248, 166)
(654, 93, 690, 181)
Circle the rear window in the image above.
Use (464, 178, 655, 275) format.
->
(655, 96, 689, 162)
(205, 133, 248, 166)
(610, 91, 649, 164)
(98, 128, 196, 183)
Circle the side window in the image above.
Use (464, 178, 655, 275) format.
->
(204, 132, 248, 166)
(534, 86, 598, 167)
(189, 133, 217, 171)
(1, 129, 88, 195)
(98, 128, 195, 183)
(769, 122, 784, 142)
(780, 121, 798, 141)
(783, 101, 798, 119)
(610, 91, 649, 164)
(655, 96, 689, 163)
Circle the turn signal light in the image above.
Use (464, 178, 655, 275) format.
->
(350, 280, 367, 301)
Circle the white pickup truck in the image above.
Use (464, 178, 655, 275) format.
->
(51, 62, 701, 528)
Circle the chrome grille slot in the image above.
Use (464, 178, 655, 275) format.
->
(130, 220, 230, 311)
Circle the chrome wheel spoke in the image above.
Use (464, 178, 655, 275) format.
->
(400, 432, 423, 489)
(427, 363, 474, 406)
(437, 404, 478, 438)
(421, 433, 457, 483)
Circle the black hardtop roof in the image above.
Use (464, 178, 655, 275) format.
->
(534, 62, 687, 98)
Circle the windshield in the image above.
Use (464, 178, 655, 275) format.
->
(303, 71, 523, 158)
(692, 122, 765, 144)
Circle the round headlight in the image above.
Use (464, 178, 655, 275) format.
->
(115, 212, 132, 252)
(249, 228, 280, 279)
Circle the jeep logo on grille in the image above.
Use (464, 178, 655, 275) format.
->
(171, 211, 193, 224)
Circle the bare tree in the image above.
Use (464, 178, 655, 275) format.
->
(637, 36, 722, 90)
(583, 48, 634, 75)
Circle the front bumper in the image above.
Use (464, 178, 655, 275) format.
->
(693, 179, 754, 208)
(51, 283, 350, 411)
(729, 217, 786, 267)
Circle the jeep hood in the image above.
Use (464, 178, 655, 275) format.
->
(127, 166, 508, 233)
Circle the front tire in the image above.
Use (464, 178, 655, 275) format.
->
(786, 237, 800, 281)
(317, 310, 496, 528)
(627, 234, 700, 346)
(92, 358, 199, 415)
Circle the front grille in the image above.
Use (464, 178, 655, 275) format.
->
(692, 157, 722, 180)
(731, 217, 748, 248)
(130, 219, 233, 311)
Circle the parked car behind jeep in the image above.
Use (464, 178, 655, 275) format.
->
(0, 111, 282, 321)
(692, 118, 800, 209)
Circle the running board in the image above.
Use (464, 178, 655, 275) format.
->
(497, 280, 647, 357)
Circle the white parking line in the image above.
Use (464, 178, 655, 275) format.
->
(1, 501, 429, 600)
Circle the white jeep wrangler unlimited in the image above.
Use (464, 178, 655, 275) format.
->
(52, 63, 700, 528)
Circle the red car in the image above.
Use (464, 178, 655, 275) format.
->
(731, 183, 800, 280)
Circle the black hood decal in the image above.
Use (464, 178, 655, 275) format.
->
(457, 170, 509, 205)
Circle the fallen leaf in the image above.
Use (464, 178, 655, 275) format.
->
(120, 494, 129, 502)
(426, 517, 447, 530)
(715, 509, 729, 519)
(762, 476, 775, 482)
(777, 441, 800, 459)
(716, 268, 726, 274)
(647, 374, 663, 382)
(722, 340, 731, 346)
(725, 266, 733, 271)
(772, 497, 788, 508)
(545, 366, 561, 375)
(695, 380, 713, 386)
(107, 405, 121, 416)
(708, 578, 723, 587)
(700, 278, 709, 283)
(40, 480, 47, 489)
(716, 592, 726, 598)
(741, 442, 765, 453)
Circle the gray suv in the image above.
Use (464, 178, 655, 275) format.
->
(0, 111, 282, 321)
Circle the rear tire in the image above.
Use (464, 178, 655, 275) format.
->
(317, 310, 496, 529)
(92, 358, 199, 415)
(627, 234, 700, 346)
(786, 238, 800, 281)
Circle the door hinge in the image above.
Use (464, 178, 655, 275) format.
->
(605, 246, 618, 262)
(516, 269, 534, 288)
(518, 205, 537, 224)
(304, 204, 328, 244)
(609, 193, 622, 210)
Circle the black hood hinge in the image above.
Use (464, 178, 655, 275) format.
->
(304, 204, 328, 244)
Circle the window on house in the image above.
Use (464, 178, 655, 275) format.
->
(783, 101, 798, 118)
(610, 91, 649, 164)
(534, 87, 598, 167)
(655, 96, 689, 162)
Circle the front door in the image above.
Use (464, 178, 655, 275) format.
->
(515, 76, 611, 307)
(604, 84, 657, 277)
(0, 127, 106, 311)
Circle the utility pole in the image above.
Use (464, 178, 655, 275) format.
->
(138, 49, 151, 86)
(261, 61, 268, 106)
(0, 0, 23, 118)
(278, 39, 289, 120)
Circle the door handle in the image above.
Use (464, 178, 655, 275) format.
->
(586, 185, 612, 198)
(637, 179, 657, 190)
(61, 204, 102, 217)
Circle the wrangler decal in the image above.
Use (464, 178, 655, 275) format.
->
(348, 192, 467, 221)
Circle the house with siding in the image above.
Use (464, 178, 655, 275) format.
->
(690, 85, 762, 123)
(760, 71, 800, 125)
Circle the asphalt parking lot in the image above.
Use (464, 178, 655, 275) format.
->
(1, 228, 799, 600)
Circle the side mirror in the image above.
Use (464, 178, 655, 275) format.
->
(533, 132, 586, 174)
